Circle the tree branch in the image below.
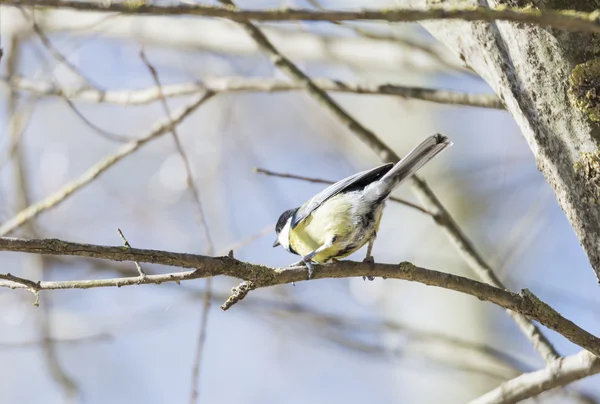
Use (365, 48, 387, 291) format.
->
(0, 236, 596, 357)
(470, 351, 600, 404)
(6, 1, 600, 34)
(2, 75, 503, 109)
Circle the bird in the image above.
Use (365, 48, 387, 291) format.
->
(272, 133, 452, 280)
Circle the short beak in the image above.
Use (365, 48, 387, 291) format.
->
(272, 239, 281, 248)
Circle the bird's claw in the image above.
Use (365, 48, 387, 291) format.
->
(363, 255, 375, 281)
(288, 257, 315, 279)
(303, 257, 314, 280)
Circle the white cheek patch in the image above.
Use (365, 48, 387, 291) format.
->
(278, 219, 291, 251)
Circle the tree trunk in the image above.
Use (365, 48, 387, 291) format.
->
(398, 0, 600, 281)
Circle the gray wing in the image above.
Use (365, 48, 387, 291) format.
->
(291, 163, 393, 229)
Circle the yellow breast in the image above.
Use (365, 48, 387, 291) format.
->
(289, 194, 382, 262)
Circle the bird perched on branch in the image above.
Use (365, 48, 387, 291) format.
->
(273, 134, 452, 280)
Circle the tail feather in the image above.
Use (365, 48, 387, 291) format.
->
(368, 134, 452, 200)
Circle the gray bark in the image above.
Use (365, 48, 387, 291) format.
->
(397, 0, 600, 281)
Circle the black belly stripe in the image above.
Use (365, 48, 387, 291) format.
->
(288, 245, 300, 256)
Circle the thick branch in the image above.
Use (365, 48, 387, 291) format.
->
(5, 1, 600, 34)
(0, 236, 597, 357)
(470, 350, 600, 404)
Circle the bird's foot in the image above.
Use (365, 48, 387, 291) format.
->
(362, 255, 375, 281)
(303, 256, 315, 280)
(288, 260, 304, 268)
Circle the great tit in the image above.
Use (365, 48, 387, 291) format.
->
(272, 134, 452, 280)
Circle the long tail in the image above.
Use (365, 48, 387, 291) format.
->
(368, 134, 452, 200)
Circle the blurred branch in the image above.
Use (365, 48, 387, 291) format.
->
(189, 278, 212, 404)
(38, 297, 80, 403)
(0, 92, 215, 237)
(26, 14, 135, 143)
(304, 0, 471, 73)
(5, 1, 600, 34)
(0, 333, 112, 348)
(0, 236, 597, 359)
(18, 10, 465, 74)
(138, 50, 215, 404)
(214, 0, 557, 364)
(139, 50, 215, 254)
(29, 17, 98, 88)
(5, 34, 79, 401)
(254, 167, 433, 215)
(2, 75, 503, 109)
(471, 351, 600, 404)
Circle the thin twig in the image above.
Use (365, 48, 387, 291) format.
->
(116, 228, 145, 277)
(28, 17, 98, 88)
(0, 333, 112, 349)
(189, 278, 212, 404)
(3, 75, 504, 109)
(7, 2, 600, 34)
(138, 50, 215, 403)
(27, 15, 134, 142)
(305, 0, 471, 74)
(140, 49, 214, 404)
(0, 236, 596, 357)
(139, 49, 215, 255)
(5, 36, 80, 400)
(0, 92, 215, 237)
(253, 167, 433, 215)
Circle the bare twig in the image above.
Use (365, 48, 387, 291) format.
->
(2, 75, 503, 109)
(139, 49, 214, 255)
(138, 50, 215, 402)
(6, 2, 600, 34)
(0, 333, 112, 348)
(253, 167, 433, 215)
(29, 17, 98, 88)
(27, 15, 135, 143)
(116, 228, 145, 277)
(39, 296, 80, 402)
(471, 351, 600, 404)
(5, 36, 80, 399)
(189, 278, 212, 404)
(0, 92, 215, 237)
(305, 0, 472, 74)
(0, 237, 596, 357)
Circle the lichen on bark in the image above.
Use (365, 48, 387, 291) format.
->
(570, 58, 600, 122)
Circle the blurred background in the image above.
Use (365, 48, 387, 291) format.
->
(0, 1, 599, 403)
